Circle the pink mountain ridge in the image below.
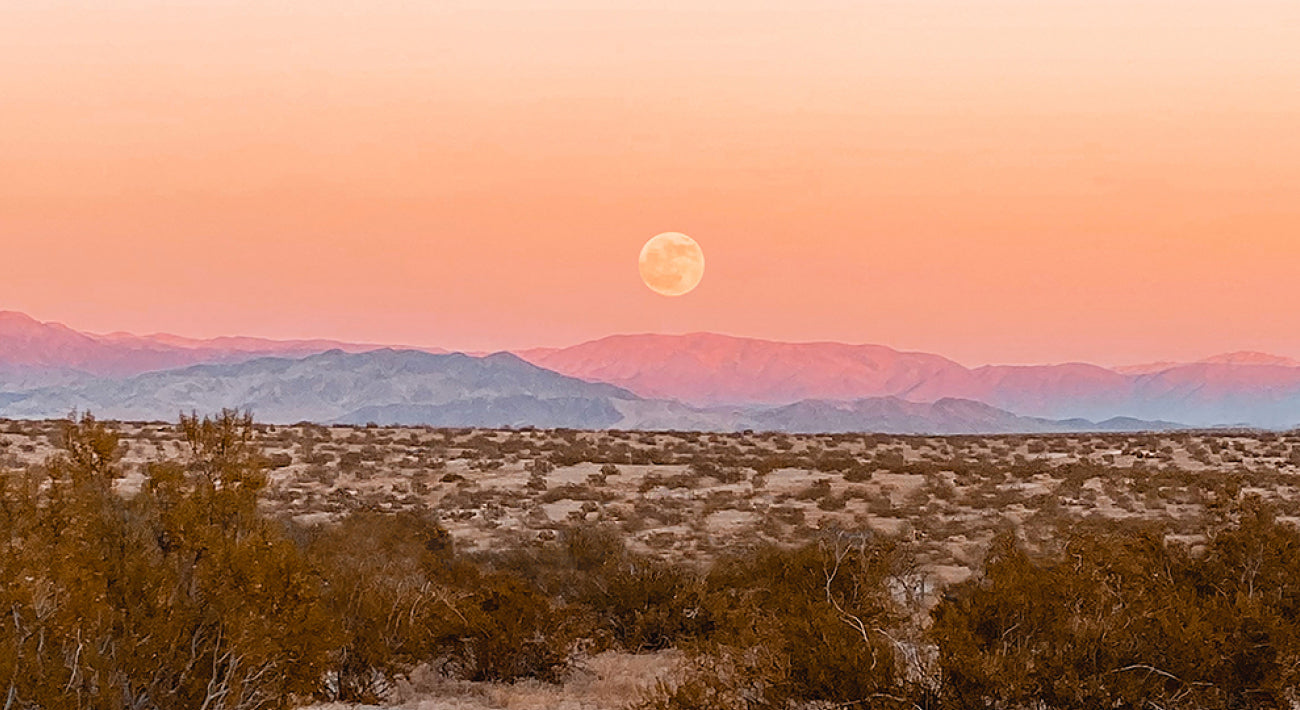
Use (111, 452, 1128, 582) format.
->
(517, 334, 1300, 427)
(1117, 352, 1300, 375)
(0, 310, 441, 378)
(518, 333, 1300, 402)
(4, 312, 1300, 427)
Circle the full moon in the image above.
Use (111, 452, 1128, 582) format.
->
(639, 232, 705, 297)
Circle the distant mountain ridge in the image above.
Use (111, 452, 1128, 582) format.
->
(3, 311, 1298, 430)
(0, 349, 1179, 434)
(747, 397, 1101, 435)
(518, 333, 1300, 428)
(0, 349, 636, 428)
(1117, 352, 1300, 374)
(516, 333, 968, 407)
(0, 310, 435, 389)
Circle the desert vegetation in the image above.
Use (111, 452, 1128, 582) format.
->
(4, 415, 1300, 708)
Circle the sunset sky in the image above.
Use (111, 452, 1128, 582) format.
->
(4, 1, 1299, 365)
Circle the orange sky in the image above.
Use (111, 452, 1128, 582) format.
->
(3, 1, 1299, 365)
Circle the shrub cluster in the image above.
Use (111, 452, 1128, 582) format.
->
(0, 412, 331, 709)
(644, 509, 1300, 710)
(931, 508, 1300, 709)
(6, 414, 1300, 710)
(0, 413, 578, 708)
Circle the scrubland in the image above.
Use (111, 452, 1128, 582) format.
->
(4, 415, 1300, 709)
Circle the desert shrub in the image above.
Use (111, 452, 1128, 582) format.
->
(0, 411, 334, 710)
(712, 466, 747, 484)
(266, 451, 293, 468)
(641, 472, 702, 492)
(539, 483, 615, 503)
(925, 476, 958, 501)
(814, 450, 858, 472)
(564, 526, 710, 651)
(484, 526, 709, 653)
(817, 493, 848, 511)
(339, 450, 364, 469)
(307, 457, 578, 690)
(689, 458, 721, 479)
(677, 535, 913, 708)
(528, 457, 556, 474)
(931, 503, 1300, 709)
(875, 450, 907, 470)
(306, 508, 458, 701)
(450, 570, 574, 682)
(0, 413, 591, 709)
(768, 504, 805, 526)
(842, 462, 875, 482)
(795, 479, 833, 501)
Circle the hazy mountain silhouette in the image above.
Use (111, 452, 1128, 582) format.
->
(517, 333, 969, 406)
(3, 312, 1298, 429)
(0, 310, 428, 388)
(0, 348, 1179, 434)
(0, 350, 637, 428)
(520, 333, 1300, 427)
(741, 397, 1179, 435)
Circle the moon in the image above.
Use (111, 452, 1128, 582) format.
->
(639, 232, 705, 297)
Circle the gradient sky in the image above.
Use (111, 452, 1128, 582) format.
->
(4, 0, 1299, 365)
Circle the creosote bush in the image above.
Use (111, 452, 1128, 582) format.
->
(667, 535, 920, 710)
(930, 504, 1300, 710)
(0, 413, 579, 709)
(477, 525, 710, 654)
(304, 509, 457, 701)
(0, 411, 333, 710)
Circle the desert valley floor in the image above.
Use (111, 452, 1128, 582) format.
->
(6, 419, 1300, 585)
(7, 418, 1300, 709)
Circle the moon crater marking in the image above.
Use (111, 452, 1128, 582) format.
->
(639, 232, 704, 297)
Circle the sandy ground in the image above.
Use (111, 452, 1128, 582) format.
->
(305, 651, 681, 710)
(5, 420, 1300, 577)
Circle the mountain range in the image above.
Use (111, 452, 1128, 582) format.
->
(0, 347, 1171, 434)
(0, 310, 434, 388)
(520, 333, 1300, 428)
(1, 310, 1297, 432)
